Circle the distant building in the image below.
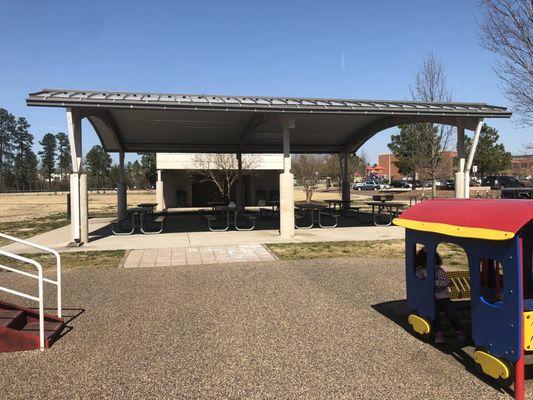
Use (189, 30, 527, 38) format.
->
(156, 153, 283, 207)
(508, 155, 533, 178)
(365, 164, 385, 179)
(378, 151, 457, 180)
(379, 154, 401, 180)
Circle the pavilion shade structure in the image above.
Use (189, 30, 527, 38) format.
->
(26, 89, 511, 154)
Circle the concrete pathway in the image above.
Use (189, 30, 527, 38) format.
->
(122, 245, 276, 268)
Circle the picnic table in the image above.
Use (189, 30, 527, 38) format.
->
(137, 202, 158, 210)
(207, 201, 228, 212)
(112, 203, 165, 235)
(206, 204, 256, 231)
(294, 202, 338, 229)
(324, 199, 344, 212)
(364, 200, 405, 227)
(372, 194, 394, 203)
(259, 200, 280, 218)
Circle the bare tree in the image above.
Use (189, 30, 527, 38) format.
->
(292, 154, 327, 202)
(479, 0, 533, 126)
(191, 153, 261, 201)
(322, 153, 364, 193)
(410, 53, 454, 197)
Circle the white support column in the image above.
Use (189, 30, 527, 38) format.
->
(454, 122, 465, 198)
(69, 173, 80, 242)
(66, 108, 87, 244)
(279, 119, 295, 238)
(80, 173, 89, 243)
(341, 152, 350, 214)
(156, 170, 165, 211)
(464, 120, 483, 199)
(117, 151, 127, 219)
(236, 152, 244, 209)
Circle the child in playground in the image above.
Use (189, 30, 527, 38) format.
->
(415, 248, 467, 345)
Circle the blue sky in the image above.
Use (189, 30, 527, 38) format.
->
(0, 0, 530, 164)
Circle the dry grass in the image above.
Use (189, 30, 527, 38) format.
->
(267, 240, 469, 270)
(0, 191, 156, 243)
(268, 240, 405, 260)
(0, 250, 126, 272)
(0, 190, 156, 223)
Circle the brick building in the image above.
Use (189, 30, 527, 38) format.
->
(508, 155, 533, 178)
(379, 151, 458, 180)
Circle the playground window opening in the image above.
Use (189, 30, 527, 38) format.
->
(480, 258, 504, 305)
(413, 243, 428, 280)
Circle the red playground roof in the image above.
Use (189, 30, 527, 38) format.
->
(393, 199, 533, 240)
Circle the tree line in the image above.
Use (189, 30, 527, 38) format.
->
(84, 147, 157, 190)
(0, 108, 67, 191)
(0, 107, 157, 192)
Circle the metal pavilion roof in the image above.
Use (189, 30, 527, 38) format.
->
(26, 89, 512, 154)
(27, 89, 511, 115)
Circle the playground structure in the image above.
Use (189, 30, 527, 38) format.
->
(394, 199, 533, 400)
(0, 233, 64, 352)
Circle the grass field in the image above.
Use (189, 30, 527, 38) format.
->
(0, 191, 157, 243)
(0, 250, 126, 272)
(267, 240, 469, 270)
(0, 190, 157, 223)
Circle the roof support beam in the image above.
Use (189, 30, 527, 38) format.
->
(84, 109, 124, 153)
(344, 116, 488, 154)
(343, 117, 397, 153)
(464, 119, 484, 198)
(237, 114, 268, 152)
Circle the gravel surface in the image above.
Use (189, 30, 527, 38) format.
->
(0, 258, 520, 399)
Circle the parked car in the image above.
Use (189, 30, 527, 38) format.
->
(470, 177, 481, 187)
(390, 180, 412, 189)
(355, 181, 381, 191)
(441, 179, 455, 190)
(352, 182, 364, 190)
(481, 176, 525, 190)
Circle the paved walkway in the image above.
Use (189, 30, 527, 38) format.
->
(122, 245, 276, 268)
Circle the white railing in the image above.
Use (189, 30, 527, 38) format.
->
(0, 233, 62, 351)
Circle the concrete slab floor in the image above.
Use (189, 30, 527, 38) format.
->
(1, 217, 404, 254)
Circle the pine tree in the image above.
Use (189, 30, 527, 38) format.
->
(140, 153, 157, 187)
(0, 109, 15, 191)
(24, 150, 39, 191)
(38, 133, 57, 187)
(126, 160, 145, 189)
(12, 117, 36, 190)
(55, 132, 71, 183)
(84, 145, 112, 188)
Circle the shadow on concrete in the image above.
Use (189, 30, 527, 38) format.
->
(88, 210, 379, 242)
(371, 299, 513, 397)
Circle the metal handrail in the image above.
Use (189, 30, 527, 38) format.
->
(0, 232, 61, 318)
(0, 251, 45, 350)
